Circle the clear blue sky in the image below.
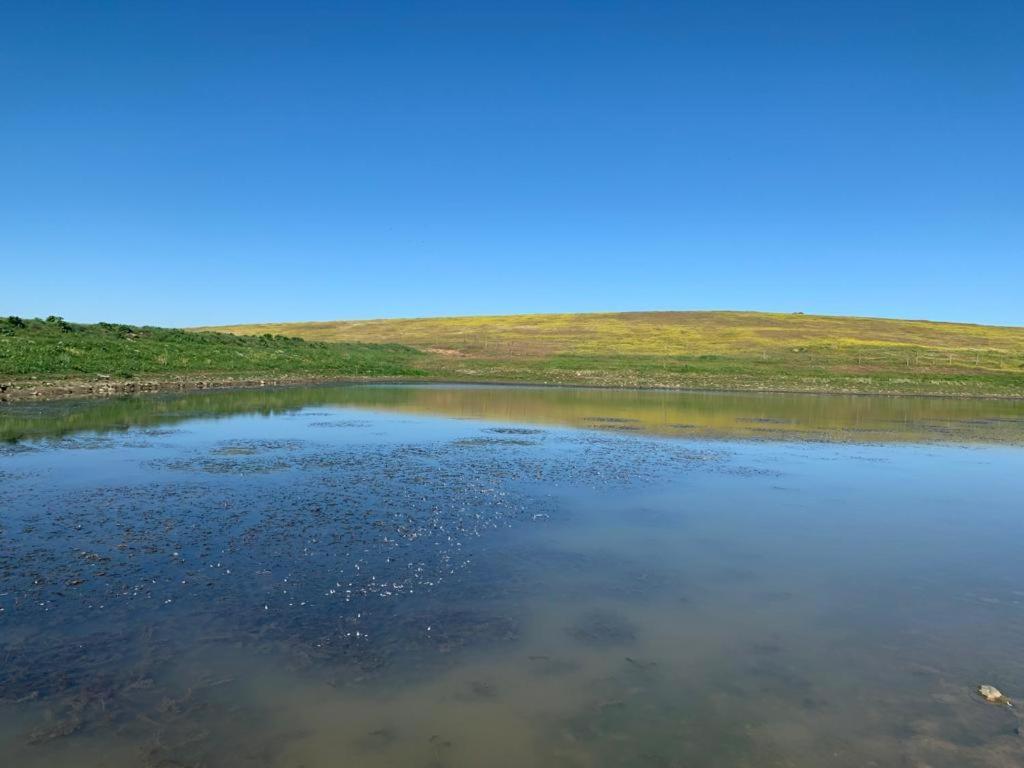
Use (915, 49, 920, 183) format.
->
(2, 1, 1021, 327)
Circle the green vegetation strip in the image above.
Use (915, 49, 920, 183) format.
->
(3, 311, 1024, 398)
(0, 316, 425, 379)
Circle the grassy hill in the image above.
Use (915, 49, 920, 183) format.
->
(4, 312, 1022, 399)
(201, 311, 1024, 397)
(0, 316, 423, 382)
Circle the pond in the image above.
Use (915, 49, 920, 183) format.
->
(1, 384, 1023, 767)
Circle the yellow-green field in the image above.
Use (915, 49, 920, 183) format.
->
(199, 311, 1024, 397)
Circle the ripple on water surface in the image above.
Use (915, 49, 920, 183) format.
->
(1, 386, 1023, 767)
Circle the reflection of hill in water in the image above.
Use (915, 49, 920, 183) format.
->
(3, 384, 1024, 445)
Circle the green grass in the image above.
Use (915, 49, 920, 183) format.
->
(0, 316, 424, 379)
(201, 311, 1024, 397)
(4, 311, 1023, 398)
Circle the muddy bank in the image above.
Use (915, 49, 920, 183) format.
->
(3, 372, 1024, 405)
(0, 374, 427, 403)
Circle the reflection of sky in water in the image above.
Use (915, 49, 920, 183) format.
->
(4, 382, 1024, 444)
(1, 388, 1023, 767)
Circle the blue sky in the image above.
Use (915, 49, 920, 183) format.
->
(2, 1, 1021, 327)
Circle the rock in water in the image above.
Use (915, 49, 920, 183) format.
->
(977, 684, 1011, 705)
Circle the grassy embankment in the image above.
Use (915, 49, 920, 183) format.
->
(0, 316, 424, 397)
(203, 311, 1024, 397)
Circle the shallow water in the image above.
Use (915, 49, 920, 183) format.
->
(1, 385, 1023, 767)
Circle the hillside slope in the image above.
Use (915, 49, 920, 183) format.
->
(0, 316, 423, 399)
(201, 311, 1024, 397)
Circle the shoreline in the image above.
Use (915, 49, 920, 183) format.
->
(3, 372, 1024, 405)
(0, 374, 424, 404)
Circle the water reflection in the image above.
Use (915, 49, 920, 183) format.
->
(1, 386, 1023, 766)
(3, 383, 1024, 444)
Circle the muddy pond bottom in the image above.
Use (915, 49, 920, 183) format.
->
(1, 385, 1023, 767)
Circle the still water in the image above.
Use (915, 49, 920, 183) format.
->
(1, 385, 1023, 767)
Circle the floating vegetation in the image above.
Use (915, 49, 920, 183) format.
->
(155, 456, 293, 474)
(12, 428, 704, 745)
(485, 427, 547, 436)
(211, 445, 259, 456)
(0, 442, 41, 456)
(215, 438, 306, 452)
(308, 420, 373, 428)
(451, 437, 537, 447)
(4, 387, 1023, 767)
(4, 422, 734, 753)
